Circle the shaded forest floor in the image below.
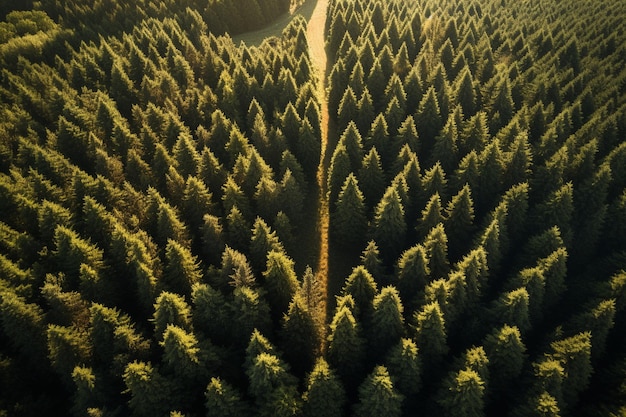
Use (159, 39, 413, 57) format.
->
(233, 0, 317, 45)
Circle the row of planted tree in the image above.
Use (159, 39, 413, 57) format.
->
(0, 0, 626, 416)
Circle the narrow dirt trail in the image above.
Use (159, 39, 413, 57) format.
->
(306, 0, 331, 334)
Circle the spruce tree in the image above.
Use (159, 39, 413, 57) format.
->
(354, 366, 403, 417)
(396, 244, 430, 307)
(484, 325, 526, 389)
(358, 147, 386, 212)
(263, 250, 299, 320)
(371, 186, 407, 263)
(414, 301, 448, 369)
(444, 184, 476, 260)
(162, 239, 202, 298)
(424, 223, 450, 280)
(281, 293, 319, 377)
(205, 377, 250, 417)
(332, 173, 367, 248)
(327, 305, 366, 388)
(302, 358, 346, 417)
(438, 368, 485, 417)
(370, 286, 405, 358)
(385, 338, 422, 397)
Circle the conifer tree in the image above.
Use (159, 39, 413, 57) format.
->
(371, 186, 407, 263)
(358, 147, 386, 212)
(354, 366, 404, 417)
(424, 223, 450, 280)
(230, 287, 272, 345)
(246, 352, 301, 417)
(327, 305, 366, 388)
(455, 67, 477, 116)
(226, 205, 251, 252)
(153, 291, 192, 338)
(361, 240, 384, 282)
(123, 361, 173, 417)
(549, 332, 592, 408)
(484, 325, 526, 389)
(250, 217, 283, 273)
(337, 86, 358, 132)
(162, 239, 201, 297)
(357, 88, 376, 135)
(445, 184, 476, 260)
(417, 193, 445, 239)
(191, 283, 229, 344)
(422, 162, 449, 203)
(263, 250, 299, 320)
(205, 377, 250, 417)
(302, 357, 346, 417)
(173, 132, 200, 178)
(414, 301, 448, 369)
(327, 143, 351, 206)
(416, 86, 443, 157)
(396, 244, 430, 306)
(370, 286, 405, 358)
(438, 368, 485, 417)
(385, 337, 422, 397)
(492, 287, 532, 334)
(332, 173, 367, 248)
(281, 293, 318, 376)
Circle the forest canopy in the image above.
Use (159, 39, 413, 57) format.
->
(1, 0, 626, 416)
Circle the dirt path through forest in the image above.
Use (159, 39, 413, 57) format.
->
(306, 0, 331, 335)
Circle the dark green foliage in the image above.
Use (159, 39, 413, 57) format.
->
(371, 186, 407, 263)
(302, 357, 346, 417)
(354, 366, 404, 417)
(263, 250, 299, 319)
(327, 305, 366, 388)
(1, 0, 626, 415)
(332, 173, 367, 248)
(205, 377, 250, 417)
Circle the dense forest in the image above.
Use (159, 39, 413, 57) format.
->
(0, 0, 625, 416)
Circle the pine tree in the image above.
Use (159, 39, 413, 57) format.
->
(173, 132, 200, 178)
(226, 205, 251, 252)
(484, 325, 526, 389)
(302, 357, 346, 417)
(371, 186, 407, 263)
(445, 184, 476, 260)
(205, 377, 250, 417)
(153, 291, 192, 338)
(455, 67, 477, 116)
(357, 88, 376, 135)
(438, 368, 485, 417)
(337, 86, 359, 132)
(123, 361, 173, 417)
(332, 173, 367, 248)
(492, 287, 532, 334)
(281, 293, 318, 376)
(358, 147, 386, 212)
(246, 352, 301, 417)
(250, 217, 283, 273)
(385, 338, 422, 397)
(417, 193, 445, 239)
(549, 332, 592, 408)
(327, 305, 366, 388)
(354, 366, 403, 417)
(327, 143, 352, 206)
(396, 244, 430, 307)
(162, 239, 201, 298)
(263, 250, 299, 320)
(370, 286, 405, 358)
(191, 283, 229, 344)
(424, 223, 450, 280)
(414, 301, 448, 368)
(230, 287, 272, 344)
(342, 265, 378, 319)
(416, 86, 443, 158)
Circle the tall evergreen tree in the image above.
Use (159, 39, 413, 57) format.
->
(302, 358, 346, 417)
(371, 186, 407, 263)
(354, 366, 403, 417)
(332, 173, 367, 248)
